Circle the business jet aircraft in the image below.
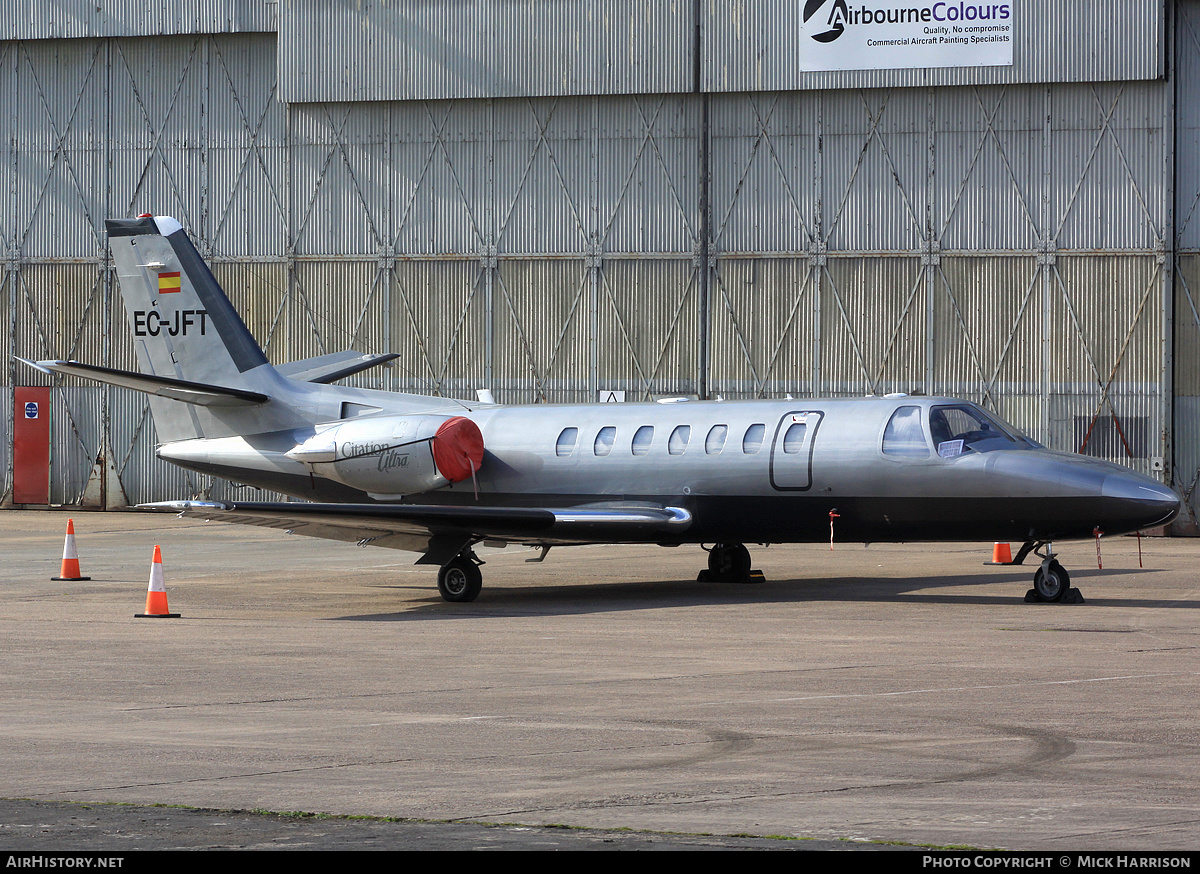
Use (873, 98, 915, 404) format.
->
(22, 216, 1181, 603)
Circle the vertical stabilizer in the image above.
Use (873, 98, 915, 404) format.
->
(106, 216, 291, 442)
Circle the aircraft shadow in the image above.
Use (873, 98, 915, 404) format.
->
(334, 566, 1198, 621)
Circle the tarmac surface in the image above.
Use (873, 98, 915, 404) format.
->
(1, 509, 1198, 851)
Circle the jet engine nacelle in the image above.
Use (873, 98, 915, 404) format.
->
(287, 414, 484, 498)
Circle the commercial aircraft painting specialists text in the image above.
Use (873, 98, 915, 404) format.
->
(835, 3, 1011, 25)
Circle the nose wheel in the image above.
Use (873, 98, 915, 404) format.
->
(1032, 560, 1070, 602)
(1022, 543, 1084, 604)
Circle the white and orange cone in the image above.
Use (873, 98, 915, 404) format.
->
(134, 545, 180, 618)
(52, 519, 91, 581)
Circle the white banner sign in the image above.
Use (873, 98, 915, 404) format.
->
(799, 1, 1013, 72)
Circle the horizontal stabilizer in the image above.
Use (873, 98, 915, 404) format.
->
(21, 359, 268, 406)
(275, 350, 400, 384)
(137, 500, 693, 556)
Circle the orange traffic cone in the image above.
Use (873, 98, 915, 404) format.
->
(988, 542, 1013, 565)
(52, 519, 91, 581)
(135, 545, 180, 618)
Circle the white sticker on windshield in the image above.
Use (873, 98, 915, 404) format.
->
(938, 439, 964, 458)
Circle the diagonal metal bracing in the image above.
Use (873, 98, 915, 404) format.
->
(1052, 85, 1128, 243)
(1179, 4, 1200, 239)
(754, 271, 810, 396)
(646, 268, 699, 392)
(711, 96, 776, 248)
(389, 102, 459, 252)
(821, 264, 876, 391)
(938, 86, 1041, 245)
(0, 42, 12, 256)
(870, 268, 927, 390)
(538, 268, 592, 388)
(600, 95, 668, 243)
(291, 105, 355, 251)
(597, 266, 652, 391)
(15, 270, 54, 361)
(711, 266, 763, 386)
(984, 265, 1041, 398)
(49, 380, 96, 503)
(115, 38, 202, 228)
(18, 41, 106, 254)
(64, 270, 104, 363)
(493, 268, 552, 400)
(624, 96, 699, 246)
(496, 97, 590, 249)
(1077, 263, 1161, 456)
(432, 265, 488, 391)
(930, 266, 993, 405)
(389, 265, 443, 387)
(823, 91, 925, 247)
(747, 94, 814, 246)
(347, 267, 386, 355)
(421, 100, 484, 248)
(261, 269, 293, 357)
(491, 99, 566, 246)
(1178, 9, 1200, 246)
(1178, 265, 1200, 337)
(208, 39, 287, 247)
(1086, 84, 1162, 244)
(314, 103, 385, 250)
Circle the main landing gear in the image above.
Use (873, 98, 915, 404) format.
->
(1011, 541, 1084, 604)
(437, 551, 483, 602)
(698, 542, 764, 584)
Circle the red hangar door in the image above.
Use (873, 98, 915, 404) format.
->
(13, 387, 51, 505)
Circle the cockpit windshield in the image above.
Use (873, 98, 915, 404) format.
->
(929, 404, 1020, 456)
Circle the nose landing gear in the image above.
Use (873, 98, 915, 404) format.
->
(1019, 542, 1085, 604)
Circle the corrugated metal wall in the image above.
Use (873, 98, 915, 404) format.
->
(0, 0, 276, 40)
(1, 2, 1195, 531)
(278, 0, 695, 102)
(703, 0, 1165, 92)
(1173, 1, 1200, 531)
(278, 0, 1164, 103)
(705, 81, 1172, 477)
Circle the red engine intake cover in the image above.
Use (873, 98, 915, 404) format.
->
(431, 416, 485, 483)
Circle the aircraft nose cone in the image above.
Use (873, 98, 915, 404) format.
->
(1101, 473, 1181, 530)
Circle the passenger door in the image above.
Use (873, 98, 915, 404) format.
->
(769, 411, 823, 491)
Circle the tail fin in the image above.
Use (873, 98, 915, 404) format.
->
(106, 216, 293, 443)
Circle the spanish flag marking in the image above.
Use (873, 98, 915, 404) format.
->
(158, 271, 181, 293)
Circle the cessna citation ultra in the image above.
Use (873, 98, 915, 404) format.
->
(23, 216, 1181, 603)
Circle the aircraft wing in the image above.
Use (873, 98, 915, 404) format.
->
(137, 500, 692, 565)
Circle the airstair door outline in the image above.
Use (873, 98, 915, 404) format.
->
(769, 410, 822, 491)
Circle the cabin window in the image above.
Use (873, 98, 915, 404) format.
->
(742, 423, 765, 454)
(594, 426, 616, 457)
(705, 424, 728, 455)
(668, 425, 691, 455)
(632, 425, 654, 456)
(782, 422, 807, 454)
(882, 406, 929, 458)
(555, 427, 578, 457)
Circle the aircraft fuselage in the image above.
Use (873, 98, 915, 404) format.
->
(157, 395, 1179, 547)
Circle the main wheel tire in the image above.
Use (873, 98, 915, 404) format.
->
(708, 542, 752, 582)
(438, 557, 482, 603)
(1033, 560, 1070, 602)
